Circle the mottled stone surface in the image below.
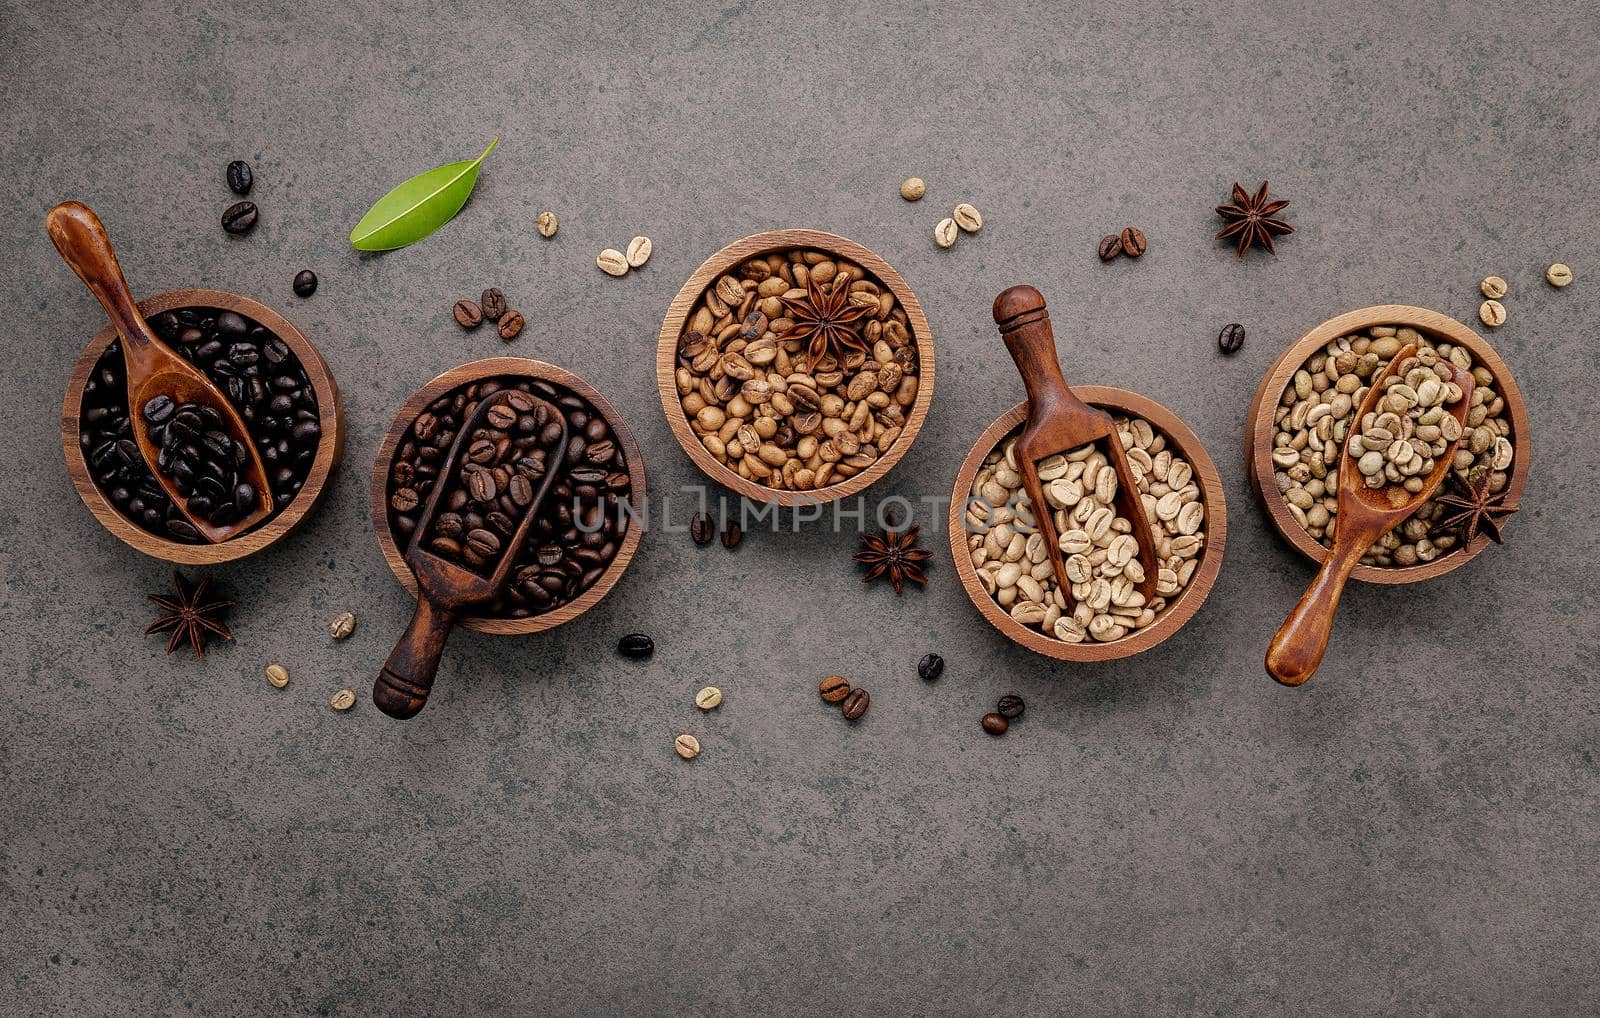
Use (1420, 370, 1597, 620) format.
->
(2, 1, 1597, 1013)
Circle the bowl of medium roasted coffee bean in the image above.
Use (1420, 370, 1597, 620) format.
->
(1246, 305, 1530, 583)
(63, 289, 343, 564)
(656, 229, 936, 506)
(372, 357, 646, 635)
(948, 388, 1228, 662)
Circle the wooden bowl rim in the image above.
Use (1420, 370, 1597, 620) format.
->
(61, 288, 345, 565)
(370, 356, 647, 636)
(655, 228, 936, 507)
(1245, 303, 1531, 584)
(947, 388, 1229, 662)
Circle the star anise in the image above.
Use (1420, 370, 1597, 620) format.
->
(1215, 180, 1294, 258)
(1431, 471, 1518, 546)
(145, 570, 235, 659)
(853, 523, 932, 595)
(779, 276, 874, 367)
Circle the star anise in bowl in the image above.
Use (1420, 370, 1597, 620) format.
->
(779, 276, 874, 367)
(853, 523, 932, 595)
(1431, 471, 1519, 547)
(1215, 180, 1294, 258)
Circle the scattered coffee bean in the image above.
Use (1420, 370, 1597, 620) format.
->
(1546, 262, 1573, 287)
(481, 288, 507, 319)
(953, 202, 983, 233)
(265, 663, 289, 688)
(221, 201, 258, 235)
(1120, 226, 1147, 258)
(619, 633, 655, 659)
(454, 300, 483, 329)
(819, 675, 851, 702)
(900, 177, 925, 201)
(840, 687, 870, 720)
(720, 519, 742, 550)
(981, 712, 1008, 736)
(1218, 323, 1246, 354)
(226, 160, 253, 196)
(330, 689, 356, 711)
(597, 248, 629, 276)
(626, 236, 652, 268)
(695, 686, 722, 710)
(997, 694, 1025, 720)
(1479, 275, 1508, 299)
(537, 210, 559, 238)
(329, 611, 356, 639)
(917, 653, 944, 681)
(1097, 234, 1122, 261)
(293, 270, 318, 298)
(675, 734, 701, 759)
(689, 512, 714, 545)
(497, 310, 524, 341)
(934, 218, 958, 248)
(1478, 298, 1506, 327)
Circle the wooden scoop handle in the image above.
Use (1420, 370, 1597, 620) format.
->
(374, 598, 457, 720)
(1266, 534, 1365, 686)
(46, 201, 156, 351)
(994, 285, 1075, 413)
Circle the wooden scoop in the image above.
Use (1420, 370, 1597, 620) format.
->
(1266, 344, 1475, 686)
(374, 392, 569, 720)
(993, 285, 1158, 610)
(47, 201, 271, 543)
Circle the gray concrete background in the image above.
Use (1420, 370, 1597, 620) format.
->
(2, 1, 1597, 1014)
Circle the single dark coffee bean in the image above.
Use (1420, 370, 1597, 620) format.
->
(453, 300, 483, 329)
(464, 528, 500, 561)
(819, 675, 851, 702)
(1218, 322, 1246, 354)
(689, 512, 714, 546)
(221, 201, 258, 235)
(981, 712, 1009, 736)
(485, 404, 517, 429)
(917, 653, 944, 681)
(618, 633, 654, 659)
(293, 270, 318, 298)
(997, 694, 1025, 720)
(391, 487, 420, 512)
(142, 394, 175, 423)
(840, 687, 870, 721)
(497, 310, 524, 341)
(720, 519, 742, 550)
(480, 288, 507, 320)
(1119, 226, 1147, 258)
(1097, 234, 1122, 261)
(226, 160, 253, 195)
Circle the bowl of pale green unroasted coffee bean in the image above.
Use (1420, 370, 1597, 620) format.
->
(1247, 304, 1531, 583)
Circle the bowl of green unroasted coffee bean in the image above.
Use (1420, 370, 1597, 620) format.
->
(62, 288, 344, 564)
(1247, 304, 1530, 583)
(948, 387, 1228, 662)
(371, 357, 646, 636)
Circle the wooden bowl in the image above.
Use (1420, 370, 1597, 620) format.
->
(655, 229, 935, 506)
(948, 388, 1229, 662)
(371, 357, 647, 636)
(1246, 304, 1531, 584)
(61, 288, 344, 565)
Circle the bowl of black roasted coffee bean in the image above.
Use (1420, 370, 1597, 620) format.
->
(63, 289, 343, 564)
(372, 358, 646, 635)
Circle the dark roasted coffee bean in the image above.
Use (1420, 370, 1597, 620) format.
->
(1218, 322, 1246, 354)
(221, 201, 258, 235)
(618, 633, 654, 659)
(720, 519, 742, 550)
(1097, 234, 1123, 261)
(464, 528, 500, 560)
(841, 687, 870, 721)
(480, 288, 507, 319)
(497, 310, 524, 341)
(819, 675, 850, 703)
(689, 512, 714, 546)
(917, 653, 944, 681)
(507, 474, 533, 506)
(391, 487, 420, 512)
(293, 270, 318, 297)
(167, 518, 201, 541)
(981, 712, 1009, 736)
(486, 404, 517, 429)
(142, 395, 175, 423)
(226, 160, 253, 195)
(1119, 226, 1147, 258)
(453, 300, 482, 329)
(997, 694, 1025, 720)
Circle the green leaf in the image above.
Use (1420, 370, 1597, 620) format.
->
(349, 137, 499, 251)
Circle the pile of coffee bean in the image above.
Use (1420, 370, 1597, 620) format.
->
(385, 376, 634, 618)
(1345, 352, 1466, 506)
(673, 247, 921, 492)
(141, 397, 258, 534)
(1270, 325, 1516, 566)
(78, 306, 322, 542)
(819, 674, 869, 721)
(415, 390, 564, 573)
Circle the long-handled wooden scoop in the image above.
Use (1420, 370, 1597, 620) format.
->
(1266, 344, 1475, 686)
(47, 201, 272, 542)
(993, 285, 1158, 610)
(374, 392, 569, 720)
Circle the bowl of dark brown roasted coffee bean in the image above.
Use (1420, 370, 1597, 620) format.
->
(372, 358, 646, 635)
(62, 289, 343, 564)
